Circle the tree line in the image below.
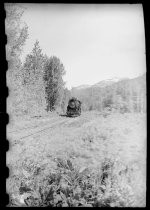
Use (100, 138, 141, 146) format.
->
(6, 3, 71, 117)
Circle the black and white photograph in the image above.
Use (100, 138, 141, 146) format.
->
(6, 3, 146, 207)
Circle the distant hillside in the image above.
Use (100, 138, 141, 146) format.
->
(92, 77, 128, 88)
(74, 84, 91, 90)
(70, 74, 146, 113)
(72, 77, 129, 91)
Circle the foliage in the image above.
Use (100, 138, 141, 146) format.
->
(5, 3, 29, 117)
(5, 3, 28, 60)
(71, 75, 146, 114)
(7, 112, 146, 207)
(8, 157, 141, 207)
(23, 41, 44, 85)
(43, 56, 66, 111)
(5, 4, 67, 117)
(22, 41, 47, 116)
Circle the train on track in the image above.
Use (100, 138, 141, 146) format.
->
(66, 97, 81, 117)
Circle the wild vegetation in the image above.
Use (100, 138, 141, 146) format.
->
(6, 3, 69, 118)
(6, 3, 146, 207)
(7, 112, 146, 207)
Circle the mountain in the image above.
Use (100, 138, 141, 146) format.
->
(72, 77, 129, 90)
(74, 84, 91, 90)
(92, 78, 120, 88)
(70, 74, 146, 113)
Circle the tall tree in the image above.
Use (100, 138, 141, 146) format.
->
(43, 56, 66, 111)
(23, 40, 45, 85)
(5, 3, 28, 61)
(5, 3, 28, 116)
(22, 41, 47, 115)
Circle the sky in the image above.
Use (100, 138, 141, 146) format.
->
(21, 4, 146, 89)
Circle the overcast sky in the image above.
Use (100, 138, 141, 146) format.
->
(21, 4, 146, 89)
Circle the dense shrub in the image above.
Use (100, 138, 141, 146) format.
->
(8, 157, 138, 207)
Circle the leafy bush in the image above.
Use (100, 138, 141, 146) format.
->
(8, 156, 139, 207)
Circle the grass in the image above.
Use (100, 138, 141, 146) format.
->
(7, 111, 146, 207)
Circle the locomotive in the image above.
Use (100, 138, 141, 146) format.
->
(66, 97, 81, 117)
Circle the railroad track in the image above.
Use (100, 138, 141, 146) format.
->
(7, 116, 80, 145)
(7, 116, 61, 134)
